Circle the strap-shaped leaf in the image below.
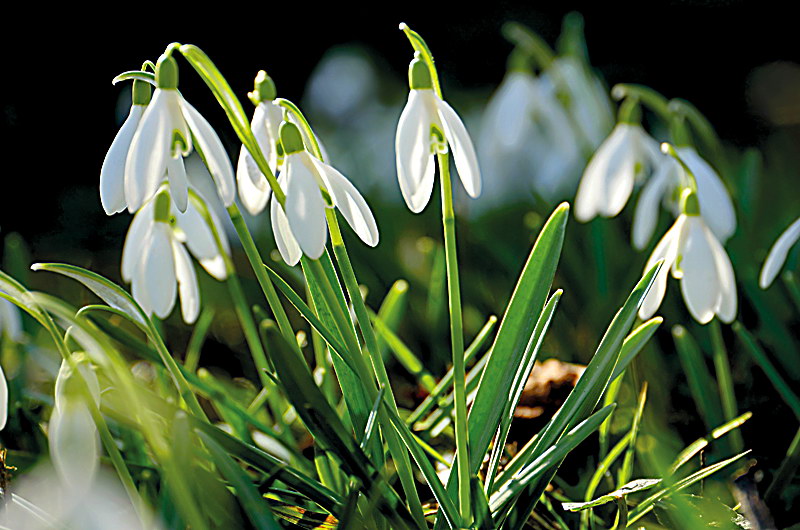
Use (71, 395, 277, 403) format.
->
(563, 478, 661, 511)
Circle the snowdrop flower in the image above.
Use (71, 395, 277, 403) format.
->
(122, 186, 230, 323)
(237, 71, 283, 216)
(639, 189, 737, 324)
(574, 117, 661, 222)
(100, 80, 151, 215)
(124, 53, 235, 214)
(50, 355, 101, 495)
(1, 294, 21, 341)
(632, 146, 737, 248)
(270, 121, 379, 265)
(395, 54, 481, 213)
(759, 216, 800, 288)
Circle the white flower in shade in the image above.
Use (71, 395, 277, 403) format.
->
(270, 122, 379, 265)
(1, 361, 8, 431)
(50, 356, 101, 495)
(122, 186, 230, 323)
(632, 146, 737, 249)
(395, 55, 481, 213)
(574, 122, 661, 222)
(100, 80, 150, 215)
(639, 190, 737, 324)
(124, 54, 235, 214)
(759, 216, 800, 288)
(1, 295, 22, 341)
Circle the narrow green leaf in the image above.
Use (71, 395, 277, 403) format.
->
(672, 325, 726, 432)
(563, 479, 661, 511)
(371, 312, 437, 392)
(610, 317, 663, 381)
(669, 412, 752, 474)
(376, 279, 409, 361)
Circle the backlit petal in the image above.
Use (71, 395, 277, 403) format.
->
(121, 201, 155, 282)
(436, 96, 481, 197)
(167, 156, 189, 213)
(172, 239, 200, 324)
(679, 217, 719, 324)
(100, 105, 144, 215)
(759, 216, 800, 289)
(575, 124, 635, 221)
(285, 155, 328, 259)
(632, 158, 678, 250)
(140, 224, 177, 319)
(237, 145, 271, 215)
(706, 223, 737, 322)
(271, 181, 302, 266)
(396, 90, 436, 212)
(50, 404, 99, 494)
(125, 90, 170, 212)
(312, 158, 379, 246)
(678, 147, 736, 241)
(639, 215, 685, 320)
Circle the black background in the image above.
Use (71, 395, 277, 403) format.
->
(1, 1, 795, 256)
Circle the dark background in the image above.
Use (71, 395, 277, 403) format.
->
(1, 1, 796, 258)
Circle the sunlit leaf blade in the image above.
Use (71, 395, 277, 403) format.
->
(563, 478, 661, 511)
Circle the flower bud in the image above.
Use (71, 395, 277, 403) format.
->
(250, 70, 277, 103)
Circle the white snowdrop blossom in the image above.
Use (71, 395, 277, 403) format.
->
(124, 54, 235, 214)
(395, 55, 481, 213)
(639, 190, 737, 324)
(50, 356, 101, 495)
(759, 216, 800, 288)
(633, 146, 736, 249)
(100, 80, 150, 215)
(574, 122, 661, 222)
(271, 121, 379, 265)
(1, 361, 8, 431)
(122, 187, 230, 323)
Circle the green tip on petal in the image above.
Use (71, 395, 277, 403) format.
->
(154, 189, 172, 223)
(132, 79, 152, 105)
(408, 54, 433, 90)
(156, 54, 179, 89)
(617, 97, 641, 125)
(679, 188, 701, 216)
(507, 47, 532, 73)
(279, 121, 305, 155)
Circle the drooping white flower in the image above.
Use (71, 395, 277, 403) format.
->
(395, 55, 481, 213)
(639, 189, 737, 324)
(124, 54, 235, 214)
(574, 122, 661, 222)
(1, 361, 8, 431)
(122, 186, 230, 323)
(632, 146, 737, 249)
(759, 216, 800, 288)
(100, 80, 150, 215)
(50, 356, 101, 495)
(270, 121, 379, 265)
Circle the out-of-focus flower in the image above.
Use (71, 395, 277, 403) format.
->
(395, 54, 481, 213)
(639, 189, 737, 324)
(237, 71, 283, 216)
(0, 361, 8, 431)
(100, 80, 150, 215)
(124, 54, 235, 214)
(271, 122, 379, 265)
(1, 294, 21, 341)
(632, 146, 736, 248)
(574, 122, 661, 222)
(50, 355, 101, 495)
(759, 216, 800, 288)
(122, 186, 230, 323)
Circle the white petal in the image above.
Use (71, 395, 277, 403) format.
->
(706, 223, 738, 322)
(121, 201, 155, 282)
(1, 297, 22, 341)
(481, 72, 537, 152)
(679, 217, 720, 324)
(54, 359, 101, 410)
(124, 91, 170, 212)
(175, 202, 218, 262)
(100, 105, 144, 215)
(0, 362, 8, 430)
(167, 156, 189, 213)
(172, 240, 200, 324)
(180, 99, 236, 206)
(639, 215, 686, 320)
(284, 155, 328, 259)
(760, 216, 800, 289)
(271, 188, 302, 266)
(312, 158, 379, 247)
(632, 158, 677, 250)
(140, 224, 177, 319)
(50, 404, 99, 494)
(678, 147, 736, 241)
(396, 90, 437, 212)
(251, 102, 281, 178)
(435, 96, 481, 198)
(237, 145, 271, 215)
(575, 125, 636, 221)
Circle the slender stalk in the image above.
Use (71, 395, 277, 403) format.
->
(325, 210, 427, 528)
(765, 425, 800, 505)
(437, 150, 471, 524)
(709, 320, 744, 452)
(226, 204, 301, 361)
(225, 273, 273, 382)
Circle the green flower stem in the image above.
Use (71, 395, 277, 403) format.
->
(226, 204, 301, 361)
(324, 209, 427, 528)
(765, 425, 800, 505)
(438, 150, 472, 525)
(611, 84, 671, 122)
(709, 320, 744, 453)
(500, 22, 555, 69)
(147, 323, 207, 419)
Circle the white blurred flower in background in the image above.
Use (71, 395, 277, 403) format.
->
(759, 216, 800, 288)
